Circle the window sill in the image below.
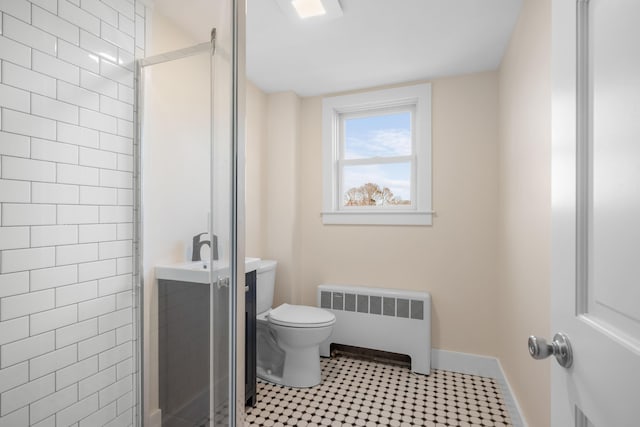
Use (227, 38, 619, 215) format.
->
(321, 211, 433, 226)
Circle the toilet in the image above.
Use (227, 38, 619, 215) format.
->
(256, 260, 336, 388)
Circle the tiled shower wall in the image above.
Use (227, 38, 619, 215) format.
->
(0, 0, 144, 425)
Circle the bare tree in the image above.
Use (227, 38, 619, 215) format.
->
(343, 183, 409, 206)
(344, 187, 363, 206)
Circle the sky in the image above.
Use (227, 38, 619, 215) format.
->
(343, 111, 412, 202)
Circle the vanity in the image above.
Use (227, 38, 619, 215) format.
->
(156, 258, 260, 426)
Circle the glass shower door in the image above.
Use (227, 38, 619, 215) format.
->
(137, 2, 245, 425)
(137, 28, 244, 427)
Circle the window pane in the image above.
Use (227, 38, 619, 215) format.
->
(344, 112, 412, 159)
(342, 163, 411, 207)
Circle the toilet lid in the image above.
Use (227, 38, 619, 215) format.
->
(268, 304, 336, 328)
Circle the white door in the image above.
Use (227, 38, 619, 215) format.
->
(549, 0, 640, 425)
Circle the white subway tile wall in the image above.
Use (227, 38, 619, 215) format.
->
(0, 0, 143, 425)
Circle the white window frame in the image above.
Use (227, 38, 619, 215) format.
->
(322, 83, 432, 225)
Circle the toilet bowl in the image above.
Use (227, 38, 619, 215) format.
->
(255, 261, 335, 388)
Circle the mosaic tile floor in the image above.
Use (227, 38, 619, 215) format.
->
(245, 355, 512, 427)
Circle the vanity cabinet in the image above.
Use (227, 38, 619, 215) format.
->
(158, 270, 256, 426)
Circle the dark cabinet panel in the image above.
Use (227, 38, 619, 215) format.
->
(245, 271, 257, 407)
(158, 270, 257, 426)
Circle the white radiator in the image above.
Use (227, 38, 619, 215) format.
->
(317, 284, 431, 375)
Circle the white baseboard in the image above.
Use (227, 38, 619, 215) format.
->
(431, 349, 527, 427)
(148, 408, 162, 427)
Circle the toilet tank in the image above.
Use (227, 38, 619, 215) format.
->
(256, 260, 277, 315)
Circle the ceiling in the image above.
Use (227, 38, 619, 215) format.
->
(154, 0, 524, 97)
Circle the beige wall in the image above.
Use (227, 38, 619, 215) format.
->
(256, 72, 502, 356)
(496, 0, 552, 426)
(263, 92, 303, 306)
(245, 81, 268, 257)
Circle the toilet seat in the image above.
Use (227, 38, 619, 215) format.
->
(268, 303, 336, 328)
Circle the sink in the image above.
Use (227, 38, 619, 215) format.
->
(155, 257, 261, 284)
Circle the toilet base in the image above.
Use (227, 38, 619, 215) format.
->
(257, 346, 323, 388)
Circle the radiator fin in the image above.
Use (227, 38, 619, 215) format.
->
(345, 293, 356, 311)
(411, 299, 424, 320)
(397, 298, 409, 318)
(333, 292, 344, 310)
(356, 294, 368, 313)
(320, 291, 331, 309)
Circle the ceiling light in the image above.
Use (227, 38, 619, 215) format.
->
(276, 0, 343, 23)
(291, 0, 326, 19)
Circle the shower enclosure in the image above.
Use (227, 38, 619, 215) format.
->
(134, 1, 246, 425)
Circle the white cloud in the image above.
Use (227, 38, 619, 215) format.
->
(345, 128, 411, 159)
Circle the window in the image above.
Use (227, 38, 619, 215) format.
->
(322, 83, 432, 225)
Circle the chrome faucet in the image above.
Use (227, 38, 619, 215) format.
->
(192, 232, 218, 261)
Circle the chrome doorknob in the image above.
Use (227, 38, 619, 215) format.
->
(528, 333, 573, 368)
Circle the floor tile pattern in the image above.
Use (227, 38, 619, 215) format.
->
(245, 356, 512, 427)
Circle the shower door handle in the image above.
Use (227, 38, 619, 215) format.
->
(528, 333, 573, 368)
(215, 277, 248, 292)
(216, 277, 229, 289)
